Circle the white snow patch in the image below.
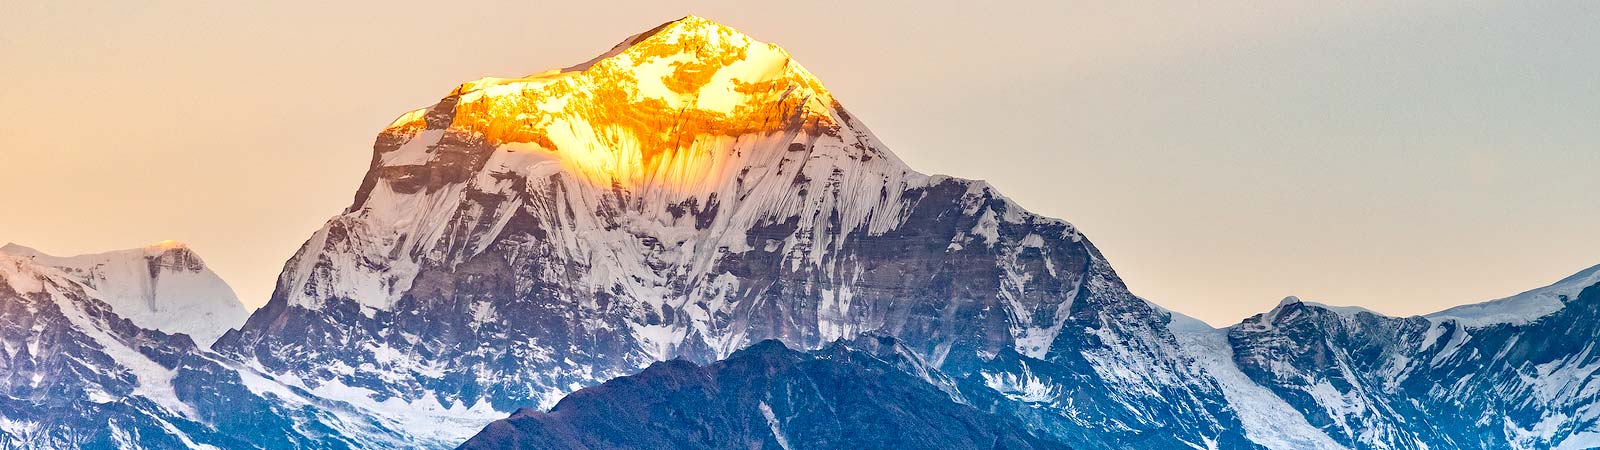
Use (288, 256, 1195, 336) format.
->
(981, 360, 1060, 403)
(289, 376, 505, 445)
(758, 401, 794, 450)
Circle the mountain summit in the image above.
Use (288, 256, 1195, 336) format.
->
(214, 16, 1255, 447)
(355, 14, 860, 208)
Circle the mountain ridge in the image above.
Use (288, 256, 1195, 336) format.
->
(456, 338, 1071, 450)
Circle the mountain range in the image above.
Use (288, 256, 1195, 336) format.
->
(1, 15, 1595, 450)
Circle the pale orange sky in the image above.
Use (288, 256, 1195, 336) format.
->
(2, 1, 1596, 326)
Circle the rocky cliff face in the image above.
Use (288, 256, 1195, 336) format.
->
(211, 15, 1253, 449)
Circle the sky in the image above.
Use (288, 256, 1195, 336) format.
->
(1, 1, 1596, 326)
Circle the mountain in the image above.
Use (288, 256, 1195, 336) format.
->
(0, 242, 248, 346)
(457, 337, 1069, 450)
(454, 264, 1600, 450)
(207, 14, 1600, 449)
(1220, 268, 1600, 450)
(7, 14, 1597, 450)
(211, 15, 1256, 449)
(0, 249, 417, 449)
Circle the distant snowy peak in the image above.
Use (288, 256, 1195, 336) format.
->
(0, 250, 411, 448)
(1232, 263, 1600, 331)
(0, 241, 248, 345)
(1427, 263, 1600, 327)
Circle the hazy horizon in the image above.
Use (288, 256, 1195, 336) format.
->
(2, 1, 1596, 326)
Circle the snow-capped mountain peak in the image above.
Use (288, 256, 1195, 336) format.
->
(296, 15, 934, 315)
(0, 241, 248, 346)
(219, 16, 1249, 447)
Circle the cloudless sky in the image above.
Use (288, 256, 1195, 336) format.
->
(1, 1, 1596, 326)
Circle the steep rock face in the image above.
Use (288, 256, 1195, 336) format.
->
(214, 15, 1253, 447)
(1227, 277, 1600, 450)
(0, 242, 248, 346)
(0, 253, 412, 449)
(456, 338, 1069, 450)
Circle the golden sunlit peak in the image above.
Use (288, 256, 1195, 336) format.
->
(149, 240, 187, 250)
(372, 14, 851, 196)
(638, 15, 744, 44)
(553, 15, 755, 73)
